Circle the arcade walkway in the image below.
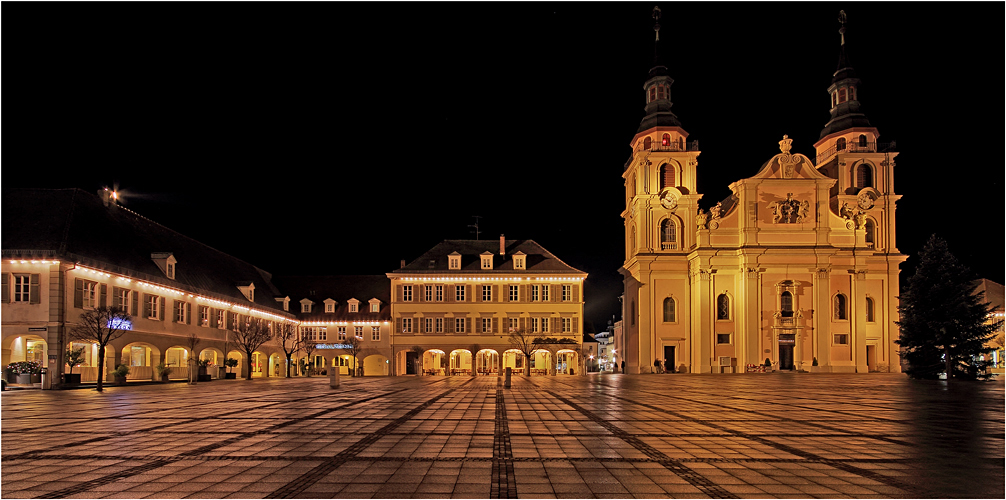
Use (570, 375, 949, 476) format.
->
(1, 373, 1002, 498)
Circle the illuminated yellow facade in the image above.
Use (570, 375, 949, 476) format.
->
(387, 238, 587, 376)
(620, 11, 905, 374)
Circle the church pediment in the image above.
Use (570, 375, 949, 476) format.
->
(751, 135, 831, 180)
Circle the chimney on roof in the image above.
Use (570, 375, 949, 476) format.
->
(400, 259, 406, 269)
(98, 188, 117, 208)
(499, 234, 505, 256)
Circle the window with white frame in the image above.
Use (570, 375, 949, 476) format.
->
(200, 306, 209, 326)
(448, 253, 461, 270)
(508, 318, 519, 332)
(424, 285, 433, 301)
(338, 326, 347, 341)
(217, 310, 226, 329)
(833, 333, 849, 345)
(325, 300, 335, 313)
(455, 285, 465, 302)
(481, 253, 493, 269)
(435, 317, 444, 333)
(145, 294, 161, 320)
(541, 317, 549, 333)
(173, 301, 189, 323)
(354, 326, 363, 338)
(301, 300, 313, 313)
(513, 253, 526, 270)
(541, 285, 550, 301)
(349, 302, 358, 313)
(403, 285, 413, 302)
(509, 285, 519, 301)
(435, 285, 443, 301)
(117, 288, 131, 312)
(455, 317, 466, 333)
(81, 279, 97, 309)
(531, 284, 539, 302)
(562, 317, 571, 332)
(482, 317, 492, 333)
(402, 318, 413, 333)
(530, 317, 539, 332)
(303, 327, 327, 342)
(371, 327, 380, 341)
(424, 317, 433, 333)
(482, 285, 492, 302)
(562, 285, 571, 301)
(370, 302, 380, 312)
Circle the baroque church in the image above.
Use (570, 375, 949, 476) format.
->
(620, 9, 904, 374)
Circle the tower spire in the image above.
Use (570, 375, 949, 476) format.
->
(635, 5, 682, 134)
(817, 9, 873, 141)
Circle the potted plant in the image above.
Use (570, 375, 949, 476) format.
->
(224, 358, 238, 379)
(64, 346, 86, 385)
(156, 362, 172, 382)
(196, 359, 213, 382)
(7, 360, 42, 384)
(113, 364, 130, 385)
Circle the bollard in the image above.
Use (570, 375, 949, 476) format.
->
(504, 367, 511, 388)
(329, 368, 340, 389)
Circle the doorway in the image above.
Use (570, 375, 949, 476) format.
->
(406, 352, 418, 375)
(867, 345, 877, 372)
(779, 345, 794, 370)
(663, 346, 675, 373)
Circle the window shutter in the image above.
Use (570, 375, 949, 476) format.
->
(396, 318, 402, 334)
(97, 283, 106, 308)
(159, 296, 166, 321)
(142, 294, 150, 318)
(1, 274, 8, 303)
(112, 287, 120, 309)
(493, 285, 498, 302)
(131, 291, 139, 316)
(466, 317, 471, 334)
(186, 303, 192, 324)
(573, 318, 579, 333)
(554, 317, 560, 333)
(74, 278, 84, 309)
(466, 285, 472, 302)
(522, 285, 529, 303)
(209, 308, 217, 328)
(396, 285, 402, 302)
(30, 274, 41, 304)
(492, 317, 498, 333)
(572, 285, 579, 303)
(552, 285, 559, 302)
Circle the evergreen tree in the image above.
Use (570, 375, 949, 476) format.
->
(896, 235, 1001, 380)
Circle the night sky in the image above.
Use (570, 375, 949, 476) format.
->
(4, 2, 1002, 333)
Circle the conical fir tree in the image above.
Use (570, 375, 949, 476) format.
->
(896, 235, 1001, 380)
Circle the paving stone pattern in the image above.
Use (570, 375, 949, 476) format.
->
(1, 373, 1003, 499)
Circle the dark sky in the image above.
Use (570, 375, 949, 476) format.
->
(4, 2, 1003, 333)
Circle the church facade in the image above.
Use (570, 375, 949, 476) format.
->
(620, 9, 905, 374)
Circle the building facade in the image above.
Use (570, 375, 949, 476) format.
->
(2, 188, 302, 385)
(387, 237, 587, 376)
(620, 10, 905, 374)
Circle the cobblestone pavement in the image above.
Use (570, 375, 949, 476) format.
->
(1, 373, 1003, 499)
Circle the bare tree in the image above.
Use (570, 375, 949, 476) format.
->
(507, 329, 546, 376)
(301, 339, 317, 377)
(232, 317, 273, 380)
(341, 335, 363, 376)
(275, 322, 300, 378)
(69, 306, 131, 392)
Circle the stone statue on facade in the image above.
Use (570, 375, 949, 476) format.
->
(696, 208, 709, 229)
(768, 193, 809, 224)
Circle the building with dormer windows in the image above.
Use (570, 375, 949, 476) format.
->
(620, 9, 905, 374)
(387, 236, 587, 377)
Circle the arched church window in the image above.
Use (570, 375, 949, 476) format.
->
(834, 293, 848, 320)
(657, 85, 666, 100)
(780, 291, 794, 318)
(660, 164, 675, 190)
(661, 133, 670, 147)
(856, 164, 873, 188)
(858, 134, 867, 147)
(630, 226, 636, 252)
(716, 294, 730, 320)
(865, 296, 876, 322)
(649, 87, 656, 102)
(836, 138, 846, 151)
(644, 137, 652, 150)
(663, 297, 676, 322)
(849, 87, 856, 101)
(865, 219, 876, 247)
(839, 88, 847, 103)
(660, 219, 676, 250)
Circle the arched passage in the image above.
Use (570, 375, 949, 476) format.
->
(556, 349, 579, 375)
(424, 349, 446, 376)
(121, 342, 162, 381)
(475, 349, 498, 376)
(268, 353, 283, 378)
(449, 349, 472, 376)
(363, 354, 388, 376)
(226, 350, 244, 379)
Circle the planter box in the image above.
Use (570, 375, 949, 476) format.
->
(197, 375, 212, 382)
(16, 374, 33, 384)
(114, 375, 128, 385)
(224, 373, 236, 379)
(64, 374, 82, 385)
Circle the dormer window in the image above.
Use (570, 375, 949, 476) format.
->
(369, 298, 381, 313)
(347, 298, 360, 313)
(513, 251, 526, 270)
(151, 253, 177, 280)
(480, 252, 493, 270)
(324, 299, 336, 313)
(300, 298, 314, 314)
(276, 296, 291, 312)
(448, 252, 461, 270)
(236, 282, 255, 303)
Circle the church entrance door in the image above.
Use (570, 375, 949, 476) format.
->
(779, 345, 794, 370)
(663, 346, 675, 373)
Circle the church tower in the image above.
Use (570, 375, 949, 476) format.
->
(619, 6, 703, 374)
(620, 9, 905, 375)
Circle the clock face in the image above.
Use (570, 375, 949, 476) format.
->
(660, 191, 677, 209)
(857, 193, 874, 209)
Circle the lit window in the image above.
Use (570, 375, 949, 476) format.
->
(217, 310, 226, 329)
(200, 306, 209, 326)
(371, 303, 380, 313)
(508, 318, 519, 332)
(663, 297, 675, 322)
(661, 133, 670, 146)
